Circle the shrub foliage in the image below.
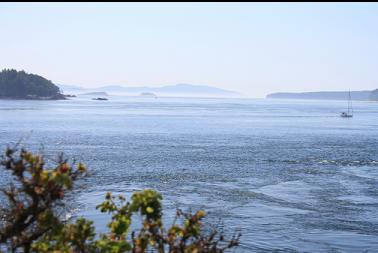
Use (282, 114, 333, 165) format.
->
(0, 147, 240, 253)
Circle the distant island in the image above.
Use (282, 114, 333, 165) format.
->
(59, 83, 240, 98)
(0, 69, 65, 100)
(140, 92, 157, 98)
(266, 90, 377, 101)
(100, 83, 239, 97)
(370, 89, 378, 101)
(80, 92, 109, 96)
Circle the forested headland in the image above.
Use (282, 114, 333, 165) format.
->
(0, 69, 65, 100)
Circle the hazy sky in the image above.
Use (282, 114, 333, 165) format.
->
(1, 3, 377, 97)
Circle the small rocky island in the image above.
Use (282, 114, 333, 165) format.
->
(0, 69, 65, 100)
(92, 97, 108, 101)
(80, 91, 108, 96)
(140, 92, 157, 98)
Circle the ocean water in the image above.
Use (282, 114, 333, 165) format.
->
(0, 96, 378, 252)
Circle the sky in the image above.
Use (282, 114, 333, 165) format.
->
(0, 3, 378, 97)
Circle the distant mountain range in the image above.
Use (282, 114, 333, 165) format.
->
(80, 92, 109, 96)
(266, 90, 378, 101)
(58, 83, 240, 97)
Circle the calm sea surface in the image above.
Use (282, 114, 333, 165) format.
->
(1, 96, 378, 252)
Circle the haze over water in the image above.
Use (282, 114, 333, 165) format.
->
(0, 96, 377, 252)
(2, 3, 378, 97)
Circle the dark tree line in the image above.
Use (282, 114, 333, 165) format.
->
(0, 69, 64, 99)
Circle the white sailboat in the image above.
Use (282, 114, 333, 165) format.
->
(340, 90, 353, 118)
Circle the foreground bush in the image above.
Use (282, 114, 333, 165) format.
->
(0, 147, 240, 253)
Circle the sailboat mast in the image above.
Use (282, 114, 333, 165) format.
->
(341, 89, 353, 117)
(350, 90, 353, 115)
(347, 89, 353, 115)
(348, 90, 350, 114)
